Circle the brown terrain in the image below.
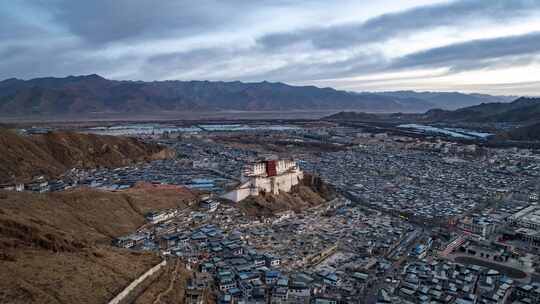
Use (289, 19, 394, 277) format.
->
(239, 174, 336, 217)
(0, 128, 204, 303)
(0, 129, 174, 184)
(133, 259, 194, 304)
(0, 128, 335, 303)
(0, 184, 199, 304)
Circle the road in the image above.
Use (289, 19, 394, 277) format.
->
(362, 228, 426, 304)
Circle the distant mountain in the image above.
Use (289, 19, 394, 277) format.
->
(379, 91, 516, 110)
(0, 75, 513, 116)
(325, 96, 540, 126)
(324, 111, 383, 121)
(423, 97, 540, 123)
(325, 97, 540, 142)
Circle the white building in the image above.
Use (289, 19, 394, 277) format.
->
(508, 205, 540, 230)
(459, 216, 498, 239)
(0, 183, 24, 192)
(200, 199, 219, 212)
(145, 209, 179, 224)
(221, 159, 303, 203)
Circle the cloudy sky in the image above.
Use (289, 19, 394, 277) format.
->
(2, 0, 540, 95)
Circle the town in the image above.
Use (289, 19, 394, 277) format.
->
(3, 122, 538, 304)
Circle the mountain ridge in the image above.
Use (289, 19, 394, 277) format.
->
(0, 74, 516, 116)
(326, 96, 540, 124)
(421, 97, 540, 123)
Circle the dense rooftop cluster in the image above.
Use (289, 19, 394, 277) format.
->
(6, 122, 539, 303)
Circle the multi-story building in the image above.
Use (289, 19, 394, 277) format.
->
(508, 205, 540, 230)
(222, 159, 303, 203)
(145, 209, 179, 224)
(200, 198, 219, 212)
(459, 216, 498, 239)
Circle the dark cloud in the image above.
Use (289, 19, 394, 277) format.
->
(43, 1, 228, 44)
(1, 0, 540, 95)
(42, 0, 302, 45)
(258, 0, 540, 50)
(253, 31, 540, 82)
(142, 45, 388, 83)
(0, 42, 138, 80)
(392, 31, 540, 71)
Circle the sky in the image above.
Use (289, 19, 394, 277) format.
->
(1, 0, 540, 95)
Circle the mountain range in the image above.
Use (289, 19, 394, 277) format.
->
(327, 97, 540, 124)
(326, 97, 540, 141)
(422, 97, 540, 123)
(0, 75, 516, 116)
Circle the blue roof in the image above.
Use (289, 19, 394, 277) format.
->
(266, 270, 281, 277)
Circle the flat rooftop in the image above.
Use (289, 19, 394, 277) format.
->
(512, 205, 540, 224)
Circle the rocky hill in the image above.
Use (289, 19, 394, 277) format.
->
(0, 75, 513, 116)
(0, 129, 173, 183)
(238, 174, 336, 217)
(0, 185, 197, 304)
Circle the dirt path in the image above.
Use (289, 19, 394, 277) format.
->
(108, 260, 167, 304)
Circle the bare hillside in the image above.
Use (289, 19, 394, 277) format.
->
(0, 185, 197, 304)
(239, 174, 336, 217)
(0, 129, 174, 183)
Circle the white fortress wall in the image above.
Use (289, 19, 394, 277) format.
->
(222, 159, 304, 203)
(221, 181, 255, 202)
(252, 170, 303, 195)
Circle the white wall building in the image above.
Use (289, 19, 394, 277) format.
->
(221, 159, 303, 203)
(145, 209, 179, 224)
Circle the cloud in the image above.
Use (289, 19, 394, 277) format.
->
(258, 0, 540, 50)
(1, 0, 540, 95)
(140, 48, 240, 80)
(0, 5, 50, 41)
(247, 31, 540, 84)
(0, 41, 139, 80)
(391, 31, 540, 71)
(44, 1, 218, 44)
(40, 0, 308, 45)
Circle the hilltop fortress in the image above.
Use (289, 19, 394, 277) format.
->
(222, 159, 304, 203)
